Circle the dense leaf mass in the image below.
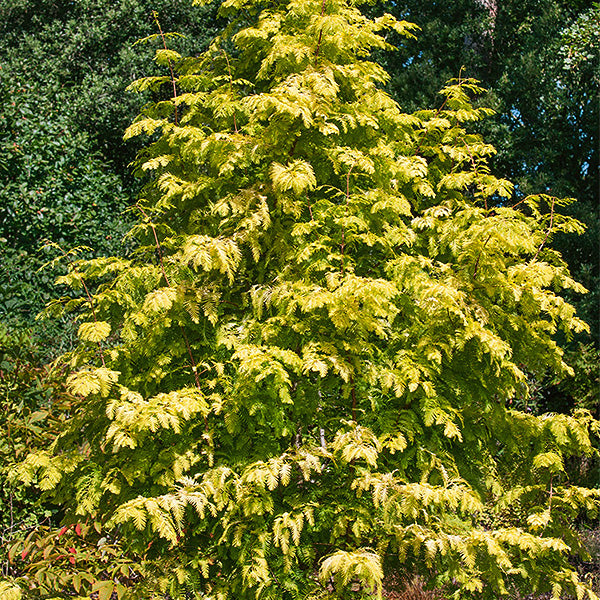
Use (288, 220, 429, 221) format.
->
(380, 0, 599, 335)
(4, 0, 599, 599)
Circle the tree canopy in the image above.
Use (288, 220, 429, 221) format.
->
(0, 0, 597, 348)
(383, 0, 599, 335)
(3, 0, 598, 598)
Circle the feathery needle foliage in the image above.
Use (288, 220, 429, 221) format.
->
(5, 0, 599, 598)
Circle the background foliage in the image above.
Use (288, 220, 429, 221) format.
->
(0, 0, 221, 346)
(0, 82, 130, 348)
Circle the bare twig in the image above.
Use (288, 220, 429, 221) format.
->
(136, 205, 170, 285)
(532, 197, 556, 261)
(541, 475, 554, 536)
(153, 11, 178, 126)
(340, 165, 354, 276)
(350, 382, 357, 422)
(472, 234, 491, 280)
(314, 0, 327, 64)
(510, 196, 529, 210)
(317, 390, 327, 449)
(306, 193, 314, 221)
(221, 50, 239, 134)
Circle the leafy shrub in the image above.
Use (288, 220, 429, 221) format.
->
(5, 523, 143, 600)
(0, 325, 70, 548)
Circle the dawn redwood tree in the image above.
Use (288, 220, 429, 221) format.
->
(9, 0, 599, 598)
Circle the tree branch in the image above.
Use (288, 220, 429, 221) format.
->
(153, 11, 179, 126)
(340, 164, 354, 276)
(136, 204, 202, 392)
(60, 250, 106, 367)
(314, 0, 327, 64)
(221, 50, 238, 134)
(532, 196, 556, 261)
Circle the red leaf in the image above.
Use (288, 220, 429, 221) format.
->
(69, 556, 76, 565)
(75, 523, 82, 536)
(68, 547, 77, 554)
(21, 548, 29, 560)
(58, 525, 69, 537)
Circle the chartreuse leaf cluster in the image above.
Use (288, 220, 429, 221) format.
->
(5, 0, 599, 598)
